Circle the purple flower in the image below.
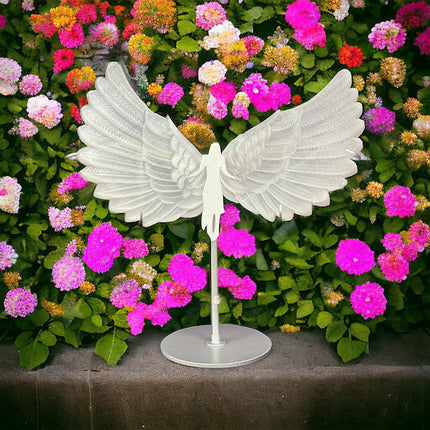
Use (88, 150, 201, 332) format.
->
(4, 288, 37, 318)
(0, 241, 18, 270)
(363, 107, 395, 134)
(52, 255, 86, 291)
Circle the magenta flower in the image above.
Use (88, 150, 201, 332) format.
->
(4, 288, 37, 318)
(350, 282, 387, 319)
(210, 81, 237, 104)
(408, 221, 430, 251)
(83, 223, 123, 273)
(363, 107, 395, 134)
(122, 238, 149, 259)
(396, 1, 430, 30)
(384, 186, 416, 218)
(0, 241, 18, 270)
(269, 81, 291, 109)
(414, 27, 430, 55)
(285, 0, 321, 29)
(76, 4, 97, 24)
(220, 204, 241, 229)
(127, 302, 171, 335)
(58, 23, 85, 48)
(52, 255, 86, 291)
(154, 281, 192, 309)
(110, 279, 141, 308)
(378, 252, 409, 282)
(157, 82, 184, 108)
(293, 23, 326, 50)
(218, 227, 257, 258)
(207, 95, 228, 119)
(381, 232, 404, 252)
(218, 268, 257, 300)
(335, 239, 375, 275)
(57, 172, 88, 194)
(167, 254, 207, 293)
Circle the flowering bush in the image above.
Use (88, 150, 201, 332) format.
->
(0, 0, 429, 368)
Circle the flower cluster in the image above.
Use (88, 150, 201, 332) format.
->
(379, 57, 406, 88)
(57, 172, 88, 194)
(384, 186, 416, 218)
(350, 282, 387, 319)
(82, 223, 123, 273)
(0, 241, 18, 270)
(368, 20, 406, 53)
(110, 279, 142, 309)
(395, 1, 430, 30)
(285, 0, 326, 50)
(0, 57, 21, 96)
(338, 44, 363, 68)
(26, 95, 63, 128)
(363, 107, 395, 134)
(0, 176, 21, 213)
(218, 268, 256, 300)
(127, 254, 207, 335)
(48, 206, 85, 231)
(52, 255, 86, 291)
(65, 67, 96, 94)
(218, 205, 256, 258)
(131, 0, 177, 34)
(335, 239, 375, 275)
(4, 288, 37, 318)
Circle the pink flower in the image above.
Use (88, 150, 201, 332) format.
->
(127, 302, 146, 335)
(0, 80, 17, 96)
(53, 48, 74, 73)
(363, 107, 395, 134)
(0, 15, 5, 30)
(65, 239, 78, 257)
(218, 268, 256, 300)
(335, 239, 375, 275)
(76, 4, 97, 24)
(400, 241, 419, 262)
(378, 251, 409, 282)
(384, 186, 416, 218)
(58, 23, 85, 48)
(157, 82, 184, 107)
(220, 204, 240, 229)
(408, 221, 430, 251)
(285, 0, 321, 29)
(83, 223, 123, 272)
(93, 21, 119, 47)
(0, 176, 21, 213)
(196, 2, 227, 30)
(241, 73, 269, 106)
(57, 172, 88, 194)
(269, 81, 291, 109)
(210, 81, 236, 104)
(18, 118, 38, 138)
(0, 57, 21, 83)
(122, 238, 149, 259)
(414, 28, 430, 55)
(19, 74, 42, 95)
(110, 279, 141, 308)
(293, 23, 326, 50)
(52, 255, 86, 291)
(350, 282, 386, 319)
(207, 94, 228, 119)
(232, 92, 250, 120)
(218, 227, 256, 258)
(381, 232, 403, 252)
(181, 64, 198, 79)
(26, 95, 63, 129)
(168, 254, 207, 293)
(48, 206, 74, 231)
(242, 36, 264, 57)
(154, 281, 192, 309)
(368, 20, 406, 53)
(143, 303, 171, 326)
(0, 241, 18, 270)
(4, 288, 37, 318)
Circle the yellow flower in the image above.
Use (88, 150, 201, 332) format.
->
(80, 281, 95, 295)
(42, 300, 64, 317)
(280, 324, 301, 334)
(366, 181, 384, 199)
(50, 6, 76, 31)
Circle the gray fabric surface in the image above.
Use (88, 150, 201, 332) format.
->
(0, 327, 429, 430)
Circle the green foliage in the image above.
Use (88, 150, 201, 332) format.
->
(0, 0, 429, 370)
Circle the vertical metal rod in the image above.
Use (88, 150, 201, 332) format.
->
(210, 239, 222, 345)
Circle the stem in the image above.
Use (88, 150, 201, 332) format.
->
(209, 239, 222, 345)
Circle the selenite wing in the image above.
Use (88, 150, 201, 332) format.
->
(221, 69, 364, 222)
(75, 62, 204, 226)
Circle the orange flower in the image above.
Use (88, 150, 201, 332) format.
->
(338, 44, 363, 68)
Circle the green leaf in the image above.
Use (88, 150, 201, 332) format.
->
(274, 303, 289, 317)
(95, 332, 128, 365)
(344, 210, 358, 226)
(257, 292, 279, 305)
(285, 290, 300, 304)
(317, 311, 333, 329)
(383, 217, 404, 234)
(39, 330, 57, 347)
(176, 36, 201, 52)
(278, 275, 296, 290)
(318, 59, 335, 71)
(232, 302, 243, 319)
(285, 257, 313, 269)
(301, 53, 315, 69)
(303, 230, 322, 247)
(177, 20, 196, 35)
(326, 321, 347, 342)
(64, 327, 79, 348)
(229, 118, 247, 135)
(48, 321, 65, 337)
(30, 309, 49, 327)
(388, 284, 404, 311)
(80, 316, 109, 333)
(241, 6, 263, 21)
(272, 221, 297, 244)
(337, 337, 366, 362)
(316, 251, 331, 266)
(14, 331, 34, 350)
(322, 234, 338, 249)
(350, 323, 370, 342)
(112, 309, 130, 329)
(87, 297, 106, 314)
(18, 339, 49, 370)
(295, 272, 313, 291)
(296, 300, 314, 318)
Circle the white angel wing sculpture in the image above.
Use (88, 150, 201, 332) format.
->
(73, 62, 364, 240)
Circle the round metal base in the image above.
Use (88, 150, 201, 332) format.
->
(160, 324, 272, 368)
